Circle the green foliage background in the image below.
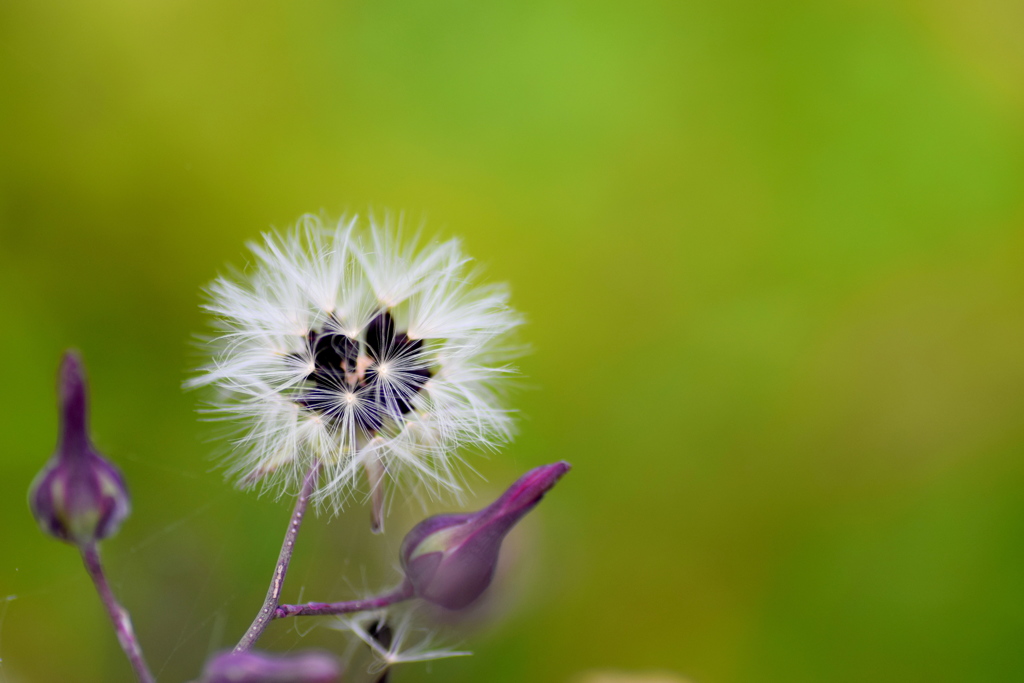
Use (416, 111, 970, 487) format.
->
(2, 1, 1024, 681)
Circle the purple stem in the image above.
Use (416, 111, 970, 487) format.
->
(234, 464, 320, 652)
(80, 544, 156, 683)
(274, 582, 414, 618)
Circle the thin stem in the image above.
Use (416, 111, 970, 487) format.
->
(274, 582, 414, 618)
(234, 463, 320, 652)
(80, 544, 156, 683)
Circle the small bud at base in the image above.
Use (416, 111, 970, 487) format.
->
(197, 650, 342, 683)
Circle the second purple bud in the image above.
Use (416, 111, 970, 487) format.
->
(400, 461, 571, 610)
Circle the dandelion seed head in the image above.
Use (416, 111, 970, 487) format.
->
(188, 214, 521, 516)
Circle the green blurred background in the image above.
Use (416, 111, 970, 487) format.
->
(2, 1, 1024, 681)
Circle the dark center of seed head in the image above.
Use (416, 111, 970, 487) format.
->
(296, 311, 432, 433)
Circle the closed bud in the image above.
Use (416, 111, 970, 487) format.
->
(400, 461, 571, 610)
(196, 650, 342, 683)
(28, 352, 130, 546)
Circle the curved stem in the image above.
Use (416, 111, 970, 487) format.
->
(234, 464, 320, 652)
(274, 582, 414, 618)
(80, 544, 155, 683)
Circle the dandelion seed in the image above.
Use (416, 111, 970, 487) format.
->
(187, 214, 521, 523)
(332, 606, 471, 675)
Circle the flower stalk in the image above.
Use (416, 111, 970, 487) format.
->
(80, 543, 156, 683)
(234, 463, 320, 652)
(274, 583, 414, 619)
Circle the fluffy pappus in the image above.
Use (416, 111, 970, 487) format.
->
(187, 214, 522, 525)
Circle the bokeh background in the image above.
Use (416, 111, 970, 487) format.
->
(2, 1, 1024, 681)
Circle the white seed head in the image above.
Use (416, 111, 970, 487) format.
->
(187, 214, 522, 515)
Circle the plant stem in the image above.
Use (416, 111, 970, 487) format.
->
(274, 582, 414, 618)
(80, 544, 156, 683)
(234, 463, 319, 652)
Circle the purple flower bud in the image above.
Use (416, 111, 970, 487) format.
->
(197, 650, 342, 683)
(400, 461, 571, 610)
(28, 352, 130, 546)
